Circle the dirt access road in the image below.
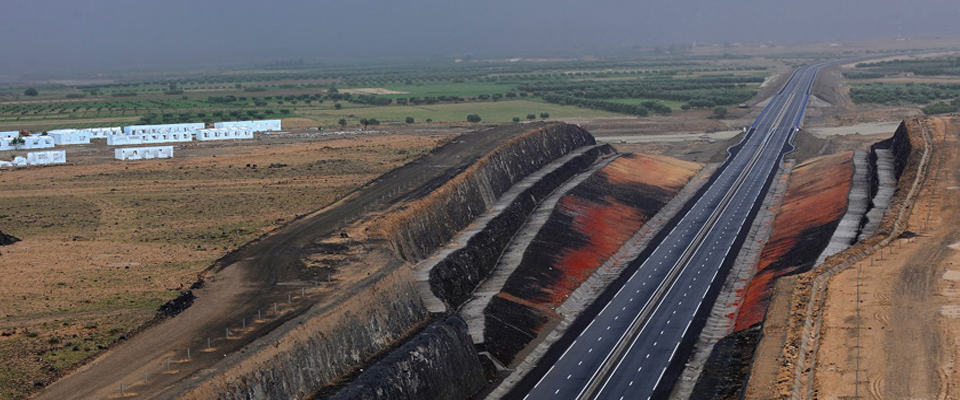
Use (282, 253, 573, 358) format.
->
(34, 123, 540, 400)
(814, 117, 960, 400)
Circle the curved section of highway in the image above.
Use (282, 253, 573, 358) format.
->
(519, 62, 831, 400)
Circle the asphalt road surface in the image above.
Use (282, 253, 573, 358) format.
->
(520, 62, 831, 400)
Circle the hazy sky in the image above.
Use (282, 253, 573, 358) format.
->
(2, 0, 960, 76)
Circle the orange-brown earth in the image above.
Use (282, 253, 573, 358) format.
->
(813, 117, 960, 400)
(689, 150, 856, 400)
(0, 134, 441, 400)
(485, 153, 701, 363)
(735, 151, 854, 331)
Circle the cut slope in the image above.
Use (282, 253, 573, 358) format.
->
(383, 123, 596, 262)
(735, 151, 854, 331)
(483, 153, 700, 363)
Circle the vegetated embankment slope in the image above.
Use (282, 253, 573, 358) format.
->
(691, 151, 855, 400)
(384, 123, 596, 263)
(484, 153, 701, 364)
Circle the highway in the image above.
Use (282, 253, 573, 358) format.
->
(519, 61, 830, 400)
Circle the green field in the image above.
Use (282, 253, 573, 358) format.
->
(298, 99, 622, 126)
(0, 56, 776, 131)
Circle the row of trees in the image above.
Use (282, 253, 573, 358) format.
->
(541, 93, 662, 116)
(850, 83, 960, 105)
(855, 57, 960, 76)
(521, 75, 759, 113)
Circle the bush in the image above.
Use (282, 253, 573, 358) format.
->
(466, 114, 482, 123)
(405, 116, 415, 124)
(921, 102, 958, 115)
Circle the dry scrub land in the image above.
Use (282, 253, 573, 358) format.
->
(814, 117, 960, 399)
(0, 133, 441, 399)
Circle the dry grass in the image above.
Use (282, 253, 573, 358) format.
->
(0, 134, 438, 399)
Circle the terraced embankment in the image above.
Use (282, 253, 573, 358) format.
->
(32, 122, 597, 400)
(736, 152, 856, 332)
(384, 124, 596, 263)
(686, 151, 857, 399)
(740, 121, 924, 400)
(482, 153, 701, 365)
(175, 123, 603, 400)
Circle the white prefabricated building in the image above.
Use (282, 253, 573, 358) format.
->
(115, 146, 174, 161)
(27, 151, 66, 165)
(0, 151, 65, 168)
(0, 135, 56, 151)
(214, 120, 281, 132)
(107, 132, 192, 146)
(123, 123, 205, 136)
(196, 127, 254, 141)
(49, 127, 122, 139)
(47, 130, 92, 145)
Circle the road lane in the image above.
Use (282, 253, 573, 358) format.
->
(520, 62, 829, 400)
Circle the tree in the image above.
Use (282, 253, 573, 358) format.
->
(466, 114, 482, 123)
(539, 112, 550, 119)
(360, 118, 369, 130)
(338, 118, 348, 129)
(512, 117, 521, 123)
(334, 102, 342, 110)
(368, 118, 380, 126)
(24, 88, 38, 96)
(527, 113, 536, 120)
(713, 106, 728, 119)
(405, 116, 415, 124)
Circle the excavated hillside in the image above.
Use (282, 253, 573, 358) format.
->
(738, 121, 923, 400)
(483, 153, 701, 364)
(688, 151, 856, 399)
(736, 152, 855, 331)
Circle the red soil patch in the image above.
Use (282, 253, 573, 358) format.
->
(486, 153, 700, 363)
(547, 195, 646, 305)
(734, 152, 854, 331)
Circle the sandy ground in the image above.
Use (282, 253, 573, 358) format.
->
(595, 130, 741, 143)
(805, 121, 903, 137)
(0, 131, 446, 400)
(813, 117, 960, 400)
